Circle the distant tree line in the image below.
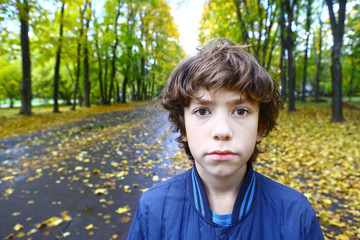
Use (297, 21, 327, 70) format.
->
(0, 0, 185, 114)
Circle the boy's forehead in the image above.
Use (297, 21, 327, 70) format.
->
(190, 88, 257, 105)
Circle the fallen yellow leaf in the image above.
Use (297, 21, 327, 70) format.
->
(121, 216, 132, 223)
(13, 223, 23, 231)
(85, 224, 94, 230)
(116, 205, 130, 214)
(94, 188, 108, 195)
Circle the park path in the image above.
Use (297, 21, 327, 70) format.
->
(0, 103, 189, 240)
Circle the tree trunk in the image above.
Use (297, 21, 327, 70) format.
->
(72, 4, 85, 111)
(326, 0, 346, 122)
(301, 0, 312, 102)
(262, 0, 278, 68)
(116, 80, 121, 103)
(71, 42, 81, 111)
(122, 76, 128, 103)
(83, 46, 90, 107)
(266, 24, 279, 72)
(121, 2, 136, 104)
(84, 49, 90, 107)
(285, 0, 297, 112)
(151, 73, 155, 99)
(53, 1, 65, 113)
(234, 0, 249, 44)
(18, 0, 32, 116)
(314, 10, 323, 102)
(279, 0, 287, 109)
(94, 21, 105, 104)
(104, 46, 109, 104)
(82, 0, 91, 107)
(108, 2, 121, 104)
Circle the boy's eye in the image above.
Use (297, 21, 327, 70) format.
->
(234, 108, 248, 116)
(194, 108, 210, 116)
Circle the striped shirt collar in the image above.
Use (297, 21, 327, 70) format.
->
(187, 162, 257, 225)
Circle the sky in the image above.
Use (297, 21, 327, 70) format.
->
(168, 0, 206, 55)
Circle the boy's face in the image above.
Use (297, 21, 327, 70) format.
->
(183, 88, 262, 180)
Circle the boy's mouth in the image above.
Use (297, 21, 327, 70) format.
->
(207, 151, 237, 161)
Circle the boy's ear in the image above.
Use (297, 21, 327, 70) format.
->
(182, 135, 187, 142)
(256, 133, 263, 143)
(257, 123, 265, 143)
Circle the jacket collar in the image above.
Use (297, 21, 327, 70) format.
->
(187, 162, 257, 225)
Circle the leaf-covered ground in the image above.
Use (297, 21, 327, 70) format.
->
(254, 105, 360, 240)
(0, 103, 188, 239)
(0, 102, 359, 239)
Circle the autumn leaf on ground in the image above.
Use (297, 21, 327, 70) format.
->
(4, 233, 16, 240)
(13, 223, 23, 231)
(121, 216, 132, 223)
(116, 205, 130, 214)
(85, 224, 95, 230)
(60, 211, 72, 221)
(94, 188, 108, 195)
(123, 185, 131, 192)
(5, 188, 14, 196)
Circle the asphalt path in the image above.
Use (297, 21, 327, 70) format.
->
(0, 103, 189, 240)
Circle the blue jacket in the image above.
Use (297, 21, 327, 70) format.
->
(127, 163, 324, 240)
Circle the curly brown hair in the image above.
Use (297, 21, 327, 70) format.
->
(159, 38, 282, 162)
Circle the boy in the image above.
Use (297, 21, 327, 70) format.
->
(127, 38, 324, 239)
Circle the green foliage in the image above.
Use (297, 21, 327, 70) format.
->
(199, 0, 360, 101)
(32, 56, 54, 99)
(0, 0, 184, 106)
(0, 58, 21, 103)
(199, 1, 241, 45)
(343, 4, 360, 97)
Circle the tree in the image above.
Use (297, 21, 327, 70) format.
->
(314, 3, 324, 102)
(284, 0, 298, 112)
(83, 0, 91, 107)
(1, 0, 183, 108)
(200, 0, 279, 69)
(119, 0, 139, 103)
(93, 15, 106, 104)
(17, 0, 32, 115)
(301, 0, 313, 102)
(108, 0, 122, 104)
(53, 1, 65, 113)
(325, 0, 347, 122)
(72, 0, 87, 111)
(279, 0, 287, 108)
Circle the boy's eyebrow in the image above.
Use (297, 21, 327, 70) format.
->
(191, 99, 213, 106)
(191, 97, 253, 106)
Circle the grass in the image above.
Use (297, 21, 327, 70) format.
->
(0, 104, 71, 118)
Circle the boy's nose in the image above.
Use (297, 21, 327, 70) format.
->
(211, 117, 232, 141)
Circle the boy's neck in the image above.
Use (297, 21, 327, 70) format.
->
(195, 162, 248, 215)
